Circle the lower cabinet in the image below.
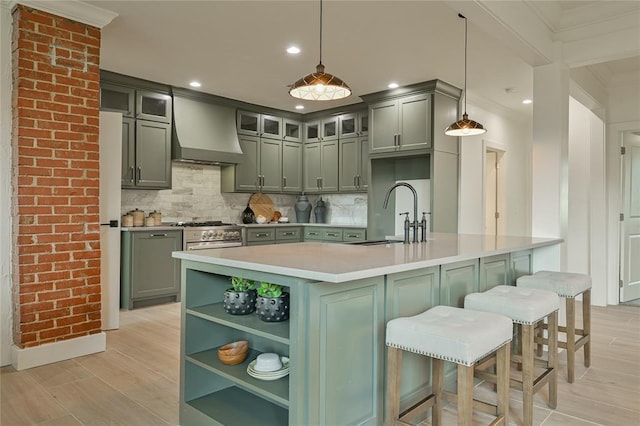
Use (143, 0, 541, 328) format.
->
(120, 230, 182, 309)
(245, 226, 302, 246)
(479, 253, 510, 292)
(303, 226, 366, 243)
(510, 249, 533, 284)
(439, 258, 480, 308)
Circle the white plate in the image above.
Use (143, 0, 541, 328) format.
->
(247, 357, 289, 380)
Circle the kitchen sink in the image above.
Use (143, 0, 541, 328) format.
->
(349, 239, 404, 246)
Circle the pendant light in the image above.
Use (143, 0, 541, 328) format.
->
(289, 0, 351, 101)
(445, 13, 486, 136)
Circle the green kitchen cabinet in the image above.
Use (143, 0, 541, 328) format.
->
(509, 249, 533, 284)
(303, 226, 366, 243)
(134, 120, 172, 189)
(479, 253, 510, 292)
(275, 227, 302, 244)
(368, 93, 431, 155)
(303, 141, 338, 193)
(120, 229, 182, 310)
(100, 72, 173, 189)
(237, 110, 283, 140)
(304, 116, 339, 143)
(283, 118, 302, 143)
(235, 135, 282, 192)
(282, 141, 303, 193)
(339, 137, 369, 192)
(338, 110, 368, 139)
(439, 258, 479, 308)
(245, 227, 276, 246)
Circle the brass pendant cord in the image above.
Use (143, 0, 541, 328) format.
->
(461, 13, 468, 115)
(319, 0, 323, 66)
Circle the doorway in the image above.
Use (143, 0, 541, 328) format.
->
(484, 147, 504, 236)
(620, 130, 640, 302)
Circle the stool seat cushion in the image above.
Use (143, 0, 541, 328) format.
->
(386, 305, 512, 366)
(465, 286, 559, 325)
(517, 271, 592, 298)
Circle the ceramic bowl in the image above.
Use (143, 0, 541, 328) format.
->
(254, 352, 282, 372)
(278, 217, 289, 223)
(255, 215, 267, 224)
(218, 340, 249, 365)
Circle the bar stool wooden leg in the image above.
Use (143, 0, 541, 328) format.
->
(496, 343, 510, 426)
(583, 289, 591, 368)
(522, 323, 535, 426)
(386, 347, 402, 425)
(566, 297, 576, 383)
(432, 358, 444, 426)
(457, 364, 474, 426)
(548, 311, 558, 409)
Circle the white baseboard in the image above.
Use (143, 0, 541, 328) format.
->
(11, 332, 106, 370)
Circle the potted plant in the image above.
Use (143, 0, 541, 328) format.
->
(223, 277, 257, 315)
(255, 282, 289, 322)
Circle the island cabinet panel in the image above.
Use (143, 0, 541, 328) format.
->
(439, 259, 480, 308)
(302, 278, 385, 426)
(385, 267, 440, 410)
(510, 249, 533, 284)
(479, 253, 510, 292)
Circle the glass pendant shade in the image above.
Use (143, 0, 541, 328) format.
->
(289, 63, 352, 101)
(444, 113, 486, 136)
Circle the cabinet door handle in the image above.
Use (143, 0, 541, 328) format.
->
(282, 176, 287, 188)
(137, 166, 142, 180)
(356, 175, 361, 188)
(129, 166, 134, 182)
(308, 231, 319, 236)
(282, 232, 295, 236)
(316, 177, 321, 190)
(353, 176, 357, 187)
(397, 134, 401, 147)
(346, 234, 360, 238)
(255, 233, 270, 238)
(326, 232, 338, 237)
(150, 233, 167, 237)
(319, 177, 323, 189)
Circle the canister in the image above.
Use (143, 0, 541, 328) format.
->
(131, 209, 145, 227)
(121, 213, 134, 227)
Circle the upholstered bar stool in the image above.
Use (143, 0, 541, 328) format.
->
(464, 285, 559, 426)
(385, 305, 513, 426)
(517, 271, 592, 383)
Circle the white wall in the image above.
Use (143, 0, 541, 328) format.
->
(459, 103, 532, 237)
(1, 1, 13, 366)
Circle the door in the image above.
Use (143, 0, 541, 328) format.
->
(339, 137, 358, 191)
(485, 150, 498, 235)
(620, 131, 640, 302)
(282, 141, 302, 192)
(135, 120, 171, 188)
(99, 112, 122, 330)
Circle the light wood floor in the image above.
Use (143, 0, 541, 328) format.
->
(1, 302, 638, 425)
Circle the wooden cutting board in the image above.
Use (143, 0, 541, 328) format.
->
(249, 193, 275, 221)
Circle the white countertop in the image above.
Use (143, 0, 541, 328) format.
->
(173, 233, 562, 283)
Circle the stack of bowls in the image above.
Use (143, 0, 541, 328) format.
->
(217, 340, 249, 365)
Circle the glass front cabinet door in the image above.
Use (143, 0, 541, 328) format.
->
(136, 90, 172, 123)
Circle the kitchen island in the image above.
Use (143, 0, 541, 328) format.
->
(173, 233, 562, 426)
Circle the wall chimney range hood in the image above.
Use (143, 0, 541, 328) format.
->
(172, 90, 243, 165)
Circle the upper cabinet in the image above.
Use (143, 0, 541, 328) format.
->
(338, 110, 368, 139)
(283, 118, 302, 143)
(368, 94, 431, 155)
(136, 90, 172, 123)
(100, 71, 173, 189)
(304, 116, 339, 143)
(237, 110, 283, 140)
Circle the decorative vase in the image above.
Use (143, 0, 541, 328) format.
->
(256, 292, 290, 322)
(223, 289, 258, 315)
(314, 197, 326, 223)
(294, 195, 312, 223)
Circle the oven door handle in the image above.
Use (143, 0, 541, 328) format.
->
(186, 242, 243, 250)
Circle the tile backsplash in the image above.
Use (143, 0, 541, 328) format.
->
(121, 162, 367, 226)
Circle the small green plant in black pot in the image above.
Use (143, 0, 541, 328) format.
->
(256, 282, 289, 322)
(223, 277, 257, 315)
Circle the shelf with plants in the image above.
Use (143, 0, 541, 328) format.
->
(182, 268, 292, 425)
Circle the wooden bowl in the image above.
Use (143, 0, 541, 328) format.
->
(218, 340, 249, 365)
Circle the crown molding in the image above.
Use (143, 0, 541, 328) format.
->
(5, 0, 117, 28)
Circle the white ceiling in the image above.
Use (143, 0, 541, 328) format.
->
(86, 0, 640, 115)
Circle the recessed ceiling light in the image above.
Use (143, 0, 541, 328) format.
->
(388, 82, 399, 89)
(287, 46, 301, 54)
(295, 105, 304, 110)
(189, 81, 201, 88)
(522, 99, 532, 104)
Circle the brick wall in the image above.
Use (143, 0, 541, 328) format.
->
(11, 5, 102, 348)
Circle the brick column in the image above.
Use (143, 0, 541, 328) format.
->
(11, 5, 102, 349)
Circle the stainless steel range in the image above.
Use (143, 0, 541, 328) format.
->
(177, 221, 243, 250)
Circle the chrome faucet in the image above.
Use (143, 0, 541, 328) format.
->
(383, 182, 425, 243)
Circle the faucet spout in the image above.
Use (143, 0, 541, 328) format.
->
(383, 182, 419, 243)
